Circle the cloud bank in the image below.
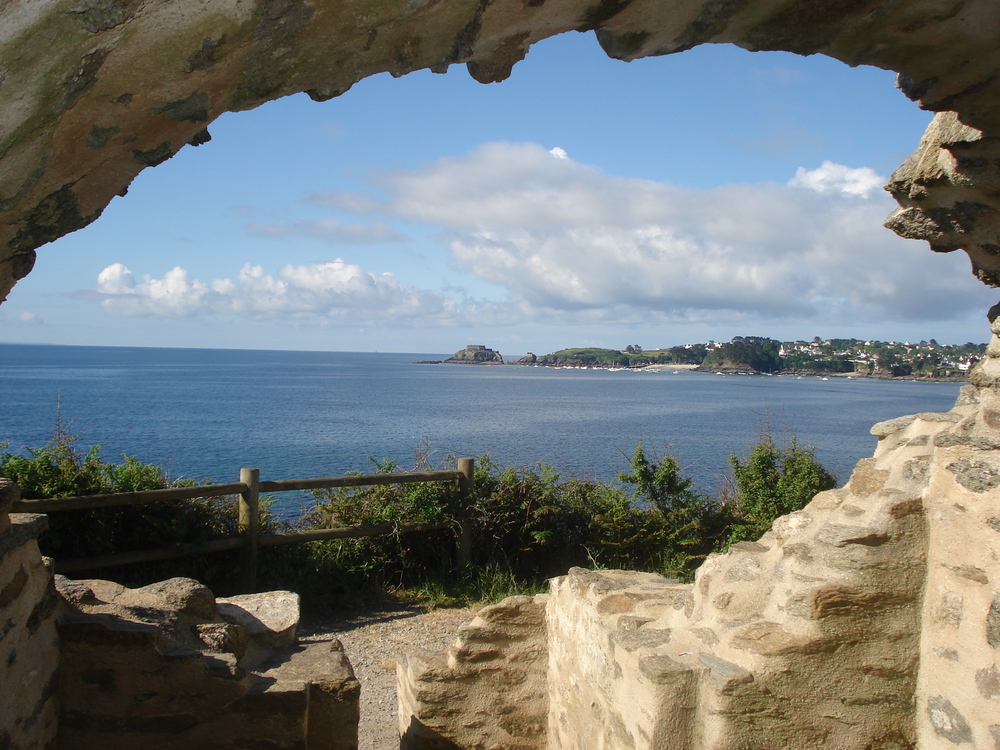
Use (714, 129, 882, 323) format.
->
(354, 144, 985, 323)
(95, 143, 991, 328)
(96, 260, 488, 324)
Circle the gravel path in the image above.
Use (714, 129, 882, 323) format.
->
(300, 605, 477, 750)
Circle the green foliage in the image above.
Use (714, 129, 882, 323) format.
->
(2, 422, 839, 607)
(535, 348, 630, 367)
(468, 457, 673, 577)
(668, 344, 707, 364)
(529, 335, 984, 376)
(702, 336, 782, 373)
(722, 434, 837, 547)
(300, 449, 719, 599)
(618, 444, 722, 578)
(0, 427, 257, 593)
(781, 352, 854, 372)
(297, 457, 461, 599)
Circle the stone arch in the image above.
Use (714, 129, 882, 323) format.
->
(1, 0, 1000, 304)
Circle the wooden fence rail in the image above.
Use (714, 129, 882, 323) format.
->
(9, 458, 475, 592)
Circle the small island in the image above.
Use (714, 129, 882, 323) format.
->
(444, 344, 504, 365)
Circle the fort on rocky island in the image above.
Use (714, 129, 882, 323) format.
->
(444, 345, 504, 364)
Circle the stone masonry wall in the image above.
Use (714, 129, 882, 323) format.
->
(915, 317, 1000, 748)
(546, 570, 697, 748)
(398, 594, 549, 749)
(401, 326, 1000, 748)
(55, 577, 360, 750)
(0, 479, 59, 750)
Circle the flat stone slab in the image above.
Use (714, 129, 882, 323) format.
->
(217, 591, 300, 648)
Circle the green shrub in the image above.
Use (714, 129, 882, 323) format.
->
(302, 448, 725, 595)
(722, 434, 837, 547)
(299, 458, 462, 600)
(1, 424, 839, 607)
(0, 428, 256, 593)
(618, 444, 725, 578)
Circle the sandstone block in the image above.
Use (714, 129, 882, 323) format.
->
(54, 574, 97, 605)
(217, 590, 299, 648)
(927, 696, 973, 744)
(948, 456, 1000, 493)
(55, 576, 357, 749)
(1, 514, 59, 750)
(399, 594, 547, 749)
(133, 577, 217, 619)
(848, 459, 890, 497)
(195, 622, 248, 658)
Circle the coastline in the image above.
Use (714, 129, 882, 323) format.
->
(686, 366, 968, 383)
(639, 364, 701, 372)
(504, 361, 968, 382)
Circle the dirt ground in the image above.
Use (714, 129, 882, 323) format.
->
(299, 605, 477, 750)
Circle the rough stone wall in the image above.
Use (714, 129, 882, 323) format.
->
(546, 570, 699, 749)
(915, 317, 1000, 748)
(54, 576, 360, 750)
(398, 594, 549, 749)
(0, 480, 59, 750)
(4, 1, 1000, 301)
(400, 328, 1000, 748)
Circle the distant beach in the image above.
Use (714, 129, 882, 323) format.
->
(640, 364, 701, 372)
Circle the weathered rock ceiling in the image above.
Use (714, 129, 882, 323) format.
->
(2, 0, 1000, 303)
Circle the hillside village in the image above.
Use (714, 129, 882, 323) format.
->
(772, 337, 984, 376)
(515, 336, 986, 378)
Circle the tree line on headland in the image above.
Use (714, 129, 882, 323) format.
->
(516, 336, 986, 379)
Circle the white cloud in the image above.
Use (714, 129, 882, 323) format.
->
(100, 143, 993, 332)
(549, 147, 569, 160)
(97, 263, 211, 316)
(17, 311, 41, 325)
(788, 160, 883, 197)
(95, 259, 506, 325)
(312, 142, 989, 325)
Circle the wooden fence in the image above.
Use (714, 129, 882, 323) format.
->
(9, 458, 475, 592)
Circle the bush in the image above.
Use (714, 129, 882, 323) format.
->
(1, 425, 839, 607)
(0, 427, 256, 593)
(722, 434, 837, 547)
(618, 444, 724, 578)
(300, 457, 462, 600)
(303, 448, 728, 596)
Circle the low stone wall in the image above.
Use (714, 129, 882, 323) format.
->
(546, 570, 697, 748)
(398, 594, 549, 749)
(0, 478, 59, 750)
(399, 322, 1000, 748)
(55, 577, 360, 750)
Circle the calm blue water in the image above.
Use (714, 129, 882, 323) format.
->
(0, 343, 965, 516)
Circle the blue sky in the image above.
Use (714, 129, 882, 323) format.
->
(2, 34, 996, 355)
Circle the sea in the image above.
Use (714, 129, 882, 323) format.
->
(0, 343, 966, 518)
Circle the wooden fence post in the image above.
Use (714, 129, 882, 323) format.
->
(239, 468, 260, 593)
(456, 458, 474, 568)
